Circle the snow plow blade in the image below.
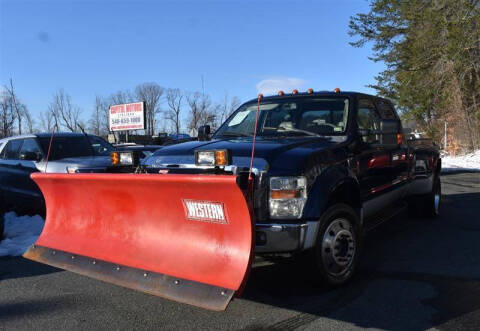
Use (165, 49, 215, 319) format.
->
(23, 173, 254, 311)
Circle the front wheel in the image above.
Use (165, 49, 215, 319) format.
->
(313, 203, 361, 285)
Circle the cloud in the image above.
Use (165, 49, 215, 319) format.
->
(256, 77, 307, 95)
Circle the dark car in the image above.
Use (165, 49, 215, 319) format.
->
(0, 132, 115, 215)
(140, 90, 440, 285)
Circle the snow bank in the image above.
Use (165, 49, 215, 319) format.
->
(441, 150, 480, 172)
(0, 212, 44, 257)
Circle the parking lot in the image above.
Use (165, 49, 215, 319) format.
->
(1, 172, 479, 330)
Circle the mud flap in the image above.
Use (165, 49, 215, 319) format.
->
(24, 173, 254, 311)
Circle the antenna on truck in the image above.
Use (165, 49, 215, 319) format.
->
(248, 94, 263, 186)
(44, 124, 57, 173)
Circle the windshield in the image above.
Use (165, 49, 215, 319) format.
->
(214, 97, 349, 138)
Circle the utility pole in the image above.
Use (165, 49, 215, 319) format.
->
(444, 121, 447, 151)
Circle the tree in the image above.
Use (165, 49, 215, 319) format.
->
(135, 83, 164, 135)
(89, 95, 109, 136)
(216, 93, 241, 127)
(186, 91, 217, 136)
(349, 0, 480, 152)
(39, 109, 54, 132)
(165, 88, 183, 134)
(0, 90, 16, 137)
(48, 89, 83, 132)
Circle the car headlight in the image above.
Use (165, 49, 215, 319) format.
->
(111, 151, 138, 166)
(194, 150, 230, 166)
(269, 176, 307, 219)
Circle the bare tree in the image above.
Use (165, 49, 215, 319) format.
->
(89, 95, 110, 136)
(135, 83, 164, 135)
(186, 91, 218, 136)
(22, 104, 35, 133)
(5, 79, 22, 135)
(0, 91, 15, 137)
(39, 110, 54, 132)
(216, 93, 241, 127)
(165, 88, 183, 134)
(48, 89, 82, 132)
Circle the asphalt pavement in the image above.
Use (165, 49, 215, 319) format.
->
(1, 172, 480, 330)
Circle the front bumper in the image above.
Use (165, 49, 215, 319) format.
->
(255, 221, 320, 253)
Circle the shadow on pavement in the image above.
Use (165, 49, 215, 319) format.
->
(0, 256, 61, 281)
(243, 187, 480, 330)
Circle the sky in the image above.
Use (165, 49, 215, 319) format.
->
(0, 0, 383, 131)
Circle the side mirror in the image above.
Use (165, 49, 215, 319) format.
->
(19, 151, 42, 161)
(198, 125, 211, 141)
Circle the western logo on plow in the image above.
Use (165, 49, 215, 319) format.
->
(182, 199, 228, 224)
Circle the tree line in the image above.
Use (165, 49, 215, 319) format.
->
(0, 80, 241, 139)
(349, 0, 480, 153)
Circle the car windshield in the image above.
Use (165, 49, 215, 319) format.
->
(38, 136, 95, 160)
(214, 97, 350, 138)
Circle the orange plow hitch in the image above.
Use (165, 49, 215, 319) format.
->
(23, 173, 254, 311)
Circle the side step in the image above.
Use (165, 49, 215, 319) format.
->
(364, 201, 408, 232)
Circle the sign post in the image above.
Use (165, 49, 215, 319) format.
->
(109, 102, 146, 139)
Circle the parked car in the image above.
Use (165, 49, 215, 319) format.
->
(0, 132, 115, 215)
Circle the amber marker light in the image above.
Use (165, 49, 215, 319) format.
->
(270, 189, 301, 199)
(333, 88, 341, 93)
(215, 150, 228, 166)
(397, 133, 403, 145)
(110, 152, 120, 165)
(278, 90, 285, 96)
(292, 89, 299, 94)
(307, 88, 314, 94)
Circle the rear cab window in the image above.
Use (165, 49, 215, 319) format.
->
(37, 136, 93, 160)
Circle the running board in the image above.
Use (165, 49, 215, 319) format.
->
(24, 245, 235, 311)
(364, 201, 408, 232)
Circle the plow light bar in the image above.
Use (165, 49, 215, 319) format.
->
(110, 151, 139, 166)
(195, 150, 231, 166)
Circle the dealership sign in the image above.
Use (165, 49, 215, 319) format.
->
(109, 102, 145, 131)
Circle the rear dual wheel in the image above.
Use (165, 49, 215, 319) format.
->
(313, 203, 361, 285)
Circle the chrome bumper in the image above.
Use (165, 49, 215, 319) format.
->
(255, 221, 320, 253)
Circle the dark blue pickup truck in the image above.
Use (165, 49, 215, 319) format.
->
(121, 90, 441, 285)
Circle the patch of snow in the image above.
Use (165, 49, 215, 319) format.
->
(441, 150, 480, 172)
(0, 212, 44, 257)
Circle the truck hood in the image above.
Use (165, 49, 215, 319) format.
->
(143, 136, 348, 174)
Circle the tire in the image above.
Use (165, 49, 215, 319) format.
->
(312, 203, 362, 285)
(422, 175, 441, 218)
(409, 175, 441, 218)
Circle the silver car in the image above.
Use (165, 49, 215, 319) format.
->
(0, 132, 114, 215)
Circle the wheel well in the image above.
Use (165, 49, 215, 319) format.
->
(326, 181, 361, 212)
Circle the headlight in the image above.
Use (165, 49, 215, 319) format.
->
(269, 176, 307, 219)
(111, 151, 138, 166)
(195, 150, 230, 166)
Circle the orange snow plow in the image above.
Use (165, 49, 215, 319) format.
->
(23, 173, 254, 311)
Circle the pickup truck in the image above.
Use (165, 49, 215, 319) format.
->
(116, 90, 442, 285)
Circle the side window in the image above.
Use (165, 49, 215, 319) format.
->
(19, 139, 43, 158)
(2, 139, 24, 159)
(375, 99, 397, 120)
(357, 99, 381, 143)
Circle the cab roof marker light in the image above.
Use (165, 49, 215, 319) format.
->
(292, 89, 299, 95)
(307, 88, 314, 94)
(278, 90, 285, 96)
(334, 88, 341, 93)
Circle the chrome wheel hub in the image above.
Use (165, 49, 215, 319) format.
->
(321, 218, 356, 276)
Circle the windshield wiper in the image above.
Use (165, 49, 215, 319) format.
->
(215, 133, 251, 138)
(275, 127, 323, 137)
